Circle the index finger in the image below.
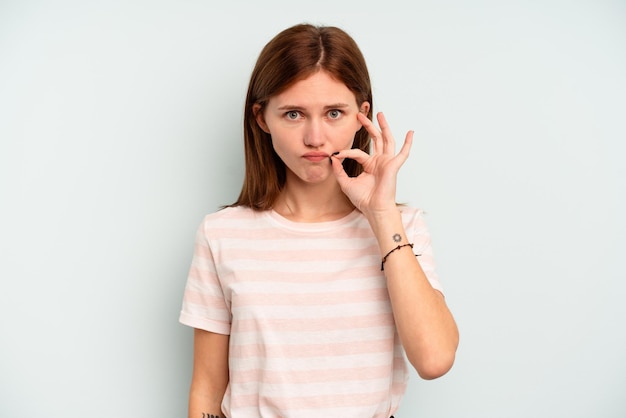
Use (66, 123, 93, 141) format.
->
(376, 112, 396, 155)
(357, 112, 383, 154)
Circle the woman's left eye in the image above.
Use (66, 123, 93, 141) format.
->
(328, 109, 342, 119)
(286, 111, 300, 120)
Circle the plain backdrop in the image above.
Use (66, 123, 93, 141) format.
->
(1, 0, 625, 417)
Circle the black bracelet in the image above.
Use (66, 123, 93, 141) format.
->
(381, 243, 414, 271)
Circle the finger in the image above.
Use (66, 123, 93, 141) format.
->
(395, 130, 414, 166)
(377, 112, 396, 155)
(331, 148, 371, 166)
(357, 112, 382, 155)
(330, 152, 351, 188)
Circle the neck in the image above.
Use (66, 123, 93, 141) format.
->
(274, 176, 354, 222)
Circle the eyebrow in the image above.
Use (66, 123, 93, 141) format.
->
(276, 103, 351, 111)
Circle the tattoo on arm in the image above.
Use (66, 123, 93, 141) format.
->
(202, 414, 221, 418)
(392, 233, 401, 243)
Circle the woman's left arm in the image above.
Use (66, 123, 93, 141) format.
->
(367, 208, 459, 379)
(331, 112, 459, 379)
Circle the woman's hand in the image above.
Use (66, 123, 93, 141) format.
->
(331, 111, 413, 217)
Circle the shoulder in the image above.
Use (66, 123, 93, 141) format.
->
(398, 205, 432, 234)
(197, 206, 268, 236)
(201, 206, 257, 223)
(398, 205, 425, 221)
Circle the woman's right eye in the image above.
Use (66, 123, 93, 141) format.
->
(286, 111, 299, 120)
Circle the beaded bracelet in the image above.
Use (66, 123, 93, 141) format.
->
(381, 243, 418, 271)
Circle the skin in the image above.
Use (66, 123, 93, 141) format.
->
(255, 70, 370, 221)
(331, 110, 459, 378)
(189, 69, 459, 417)
(188, 329, 228, 418)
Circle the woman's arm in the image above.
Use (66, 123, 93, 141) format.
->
(188, 329, 230, 418)
(368, 209, 458, 379)
(331, 111, 459, 379)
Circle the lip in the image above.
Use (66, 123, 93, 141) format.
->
(302, 152, 329, 162)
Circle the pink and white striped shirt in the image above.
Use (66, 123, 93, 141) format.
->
(179, 206, 442, 418)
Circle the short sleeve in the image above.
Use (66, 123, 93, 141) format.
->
(179, 217, 231, 334)
(404, 208, 444, 294)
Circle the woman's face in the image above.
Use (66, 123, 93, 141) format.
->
(255, 70, 369, 186)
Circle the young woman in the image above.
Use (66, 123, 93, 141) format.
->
(179, 23, 459, 418)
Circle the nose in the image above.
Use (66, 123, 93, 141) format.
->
(303, 118, 325, 148)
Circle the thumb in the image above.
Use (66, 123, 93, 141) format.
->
(330, 154, 351, 190)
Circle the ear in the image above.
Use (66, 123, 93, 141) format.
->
(253, 103, 270, 133)
(356, 101, 371, 131)
(359, 101, 370, 116)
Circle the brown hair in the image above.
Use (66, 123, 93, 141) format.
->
(231, 23, 373, 210)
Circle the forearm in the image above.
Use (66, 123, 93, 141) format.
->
(188, 329, 230, 418)
(188, 386, 226, 418)
(368, 209, 459, 379)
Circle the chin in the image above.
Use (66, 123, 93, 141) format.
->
(296, 168, 331, 183)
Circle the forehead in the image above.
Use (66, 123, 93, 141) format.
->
(269, 71, 358, 107)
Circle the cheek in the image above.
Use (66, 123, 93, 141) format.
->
(339, 122, 360, 145)
(269, 133, 293, 159)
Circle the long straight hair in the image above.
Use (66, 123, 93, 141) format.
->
(231, 24, 373, 210)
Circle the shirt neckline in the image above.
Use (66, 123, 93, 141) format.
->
(265, 208, 362, 233)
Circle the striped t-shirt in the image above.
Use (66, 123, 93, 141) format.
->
(179, 205, 442, 418)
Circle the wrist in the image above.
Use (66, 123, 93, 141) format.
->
(364, 206, 402, 225)
(380, 242, 415, 271)
(364, 208, 410, 253)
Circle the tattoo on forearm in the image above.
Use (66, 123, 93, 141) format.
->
(392, 233, 401, 243)
(202, 413, 220, 418)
